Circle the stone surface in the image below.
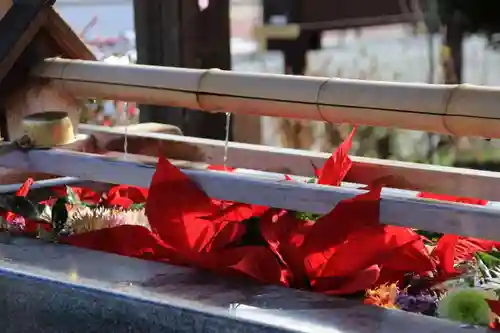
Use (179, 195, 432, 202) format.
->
(0, 238, 492, 332)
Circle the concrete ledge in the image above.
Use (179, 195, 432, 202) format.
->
(0, 238, 489, 333)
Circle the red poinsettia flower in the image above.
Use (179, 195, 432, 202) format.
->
(318, 127, 356, 186)
(419, 194, 497, 282)
(146, 157, 285, 283)
(3, 178, 33, 220)
(103, 185, 148, 208)
(373, 227, 435, 287)
(52, 186, 102, 205)
(0, 178, 34, 229)
(301, 186, 424, 295)
(431, 234, 500, 282)
(0, 178, 52, 234)
(260, 184, 429, 295)
(56, 131, 453, 297)
(67, 156, 285, 284)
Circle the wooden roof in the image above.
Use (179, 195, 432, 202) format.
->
(0, 0, 95, 85)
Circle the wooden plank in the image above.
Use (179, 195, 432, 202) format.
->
(111, 123, 183, 135)
(80, 124, 500, 201)
(0, 1, 50, 84)
(0, 133, 90, 185)
(42, 7, 96, 60)
(0, 176, 80, 194)
(0, 144, 499, 240)
(0, 0, 12, 21)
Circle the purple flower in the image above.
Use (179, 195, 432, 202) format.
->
(396, 292, 438, 316)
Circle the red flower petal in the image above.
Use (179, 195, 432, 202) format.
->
(487, 299, 500, 317)
(432, 234, 459, 275)
(375, 227, 434, 273)
(319, 226, 429, 279)
(313, 265, 381, 295)
(318, 127, 356, 186)
(62, 225, 176, 260)
(16, 178, 33, 197)
(418, 192, 488, 206)
(490, 319, 500, 331)
(432, 235, 499, 279)
(6, 178, 34, 222)
(208, 165, 236, 172)
(260, 209, 311, 287)
(105, 185, 148, 208)
(302, 184, 381, 256)
(146, 157, 217, 252)
(376, 268, 409, 286)
(203, 204, 270, 252)
(52, 186, 102, 204)
(200, 246, 285, 285)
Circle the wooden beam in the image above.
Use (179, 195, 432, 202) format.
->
(0, 0, 12, 21)
(0, 0, 51, 85)
(0, 144, 499, 240)
(79, 124, 500, 201)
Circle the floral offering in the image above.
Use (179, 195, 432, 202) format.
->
(1, 126, 500, 330)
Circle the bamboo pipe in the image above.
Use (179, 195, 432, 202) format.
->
(33, 58, 500, 138)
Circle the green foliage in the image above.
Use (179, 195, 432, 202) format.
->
(129, 202, 146, 210)
(295, 211, 320, 221)
(51, 197, 69, 236)
(416, 230, 443, 243)
(0, 195, 49, 221)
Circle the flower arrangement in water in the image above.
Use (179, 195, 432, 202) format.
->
(1, 126, 500, 329)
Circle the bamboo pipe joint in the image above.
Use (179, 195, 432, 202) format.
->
(31, 59, 500, 139)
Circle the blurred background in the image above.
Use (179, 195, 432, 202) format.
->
(56, 0, 500, 170)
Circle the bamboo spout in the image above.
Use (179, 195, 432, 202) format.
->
(33, 58, 500, 138)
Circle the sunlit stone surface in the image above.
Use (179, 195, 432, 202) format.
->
(0, 238, 490, 333)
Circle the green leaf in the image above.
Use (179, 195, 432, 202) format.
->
(485, 250, 500, 260)
(475, 251, 500, 286)
(295, 211, 320, 221)
(65, 186, 101, 208)
(129, 202, 145, 210)
(476, 251, 500, 270)
(51, 198, 69, 235)
(0, 196, 49, 220)
(66, 186, 81, 205)
(416, 230, 443, 242)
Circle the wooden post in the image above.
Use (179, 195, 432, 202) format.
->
(442, 11, 464, 84)
(133, 0, 232, 141)
(184, 0, 232, 141)
(438, 9, 464, 161)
